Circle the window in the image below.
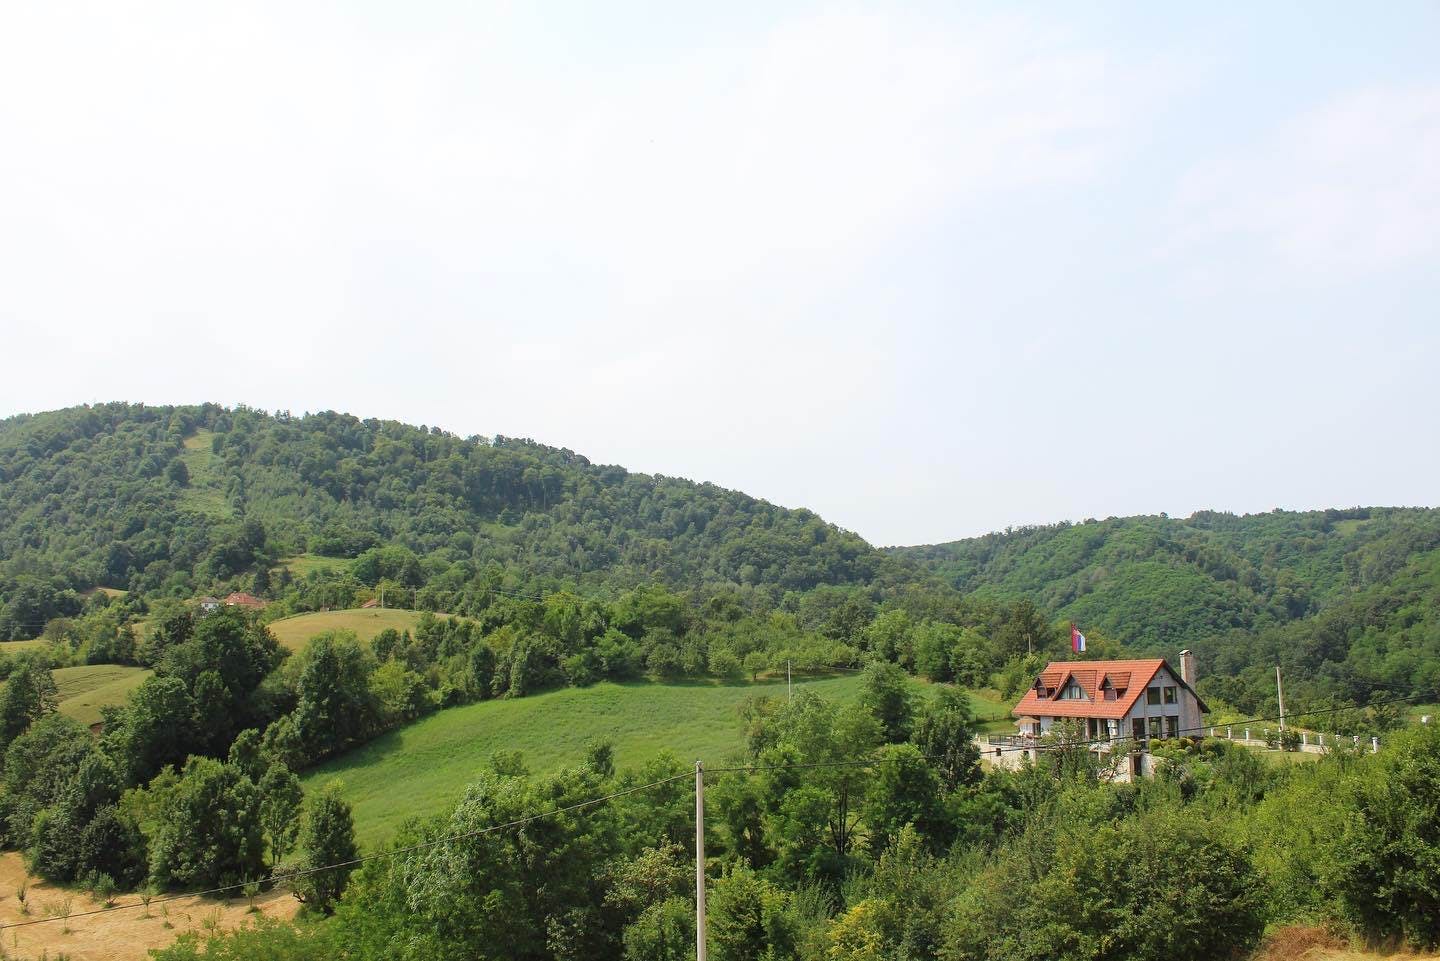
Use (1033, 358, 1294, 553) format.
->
(1132, 718, 1146, 739)
(1060, 684, 1085, 700)
(1165, 716, 1179, 738)
(1163, 686, 1178, 705)
(1148, 717, 1163, 738)
(1146, 687, 1161, 705)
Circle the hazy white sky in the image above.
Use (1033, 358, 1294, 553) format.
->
(2, 2, 1437, 546)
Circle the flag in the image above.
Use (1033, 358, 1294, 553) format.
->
(1071, 624, 1087, 653)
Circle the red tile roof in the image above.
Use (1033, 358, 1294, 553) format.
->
(1011, 658, 1208, 720)
(223, 591, 267, 610)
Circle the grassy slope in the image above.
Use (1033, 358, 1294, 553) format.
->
(266, 608, 430, 651)
(0, 639, 50, 653)
(178, 428, 230, 517)
(52, 664, 151, 727)
(304, 675, 1000, 848)
(275, 553, 351, 578)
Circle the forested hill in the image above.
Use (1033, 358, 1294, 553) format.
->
(894, 509, 1440, 712)
(893, 509, 1440, 649)
(0, 403, 904, 599)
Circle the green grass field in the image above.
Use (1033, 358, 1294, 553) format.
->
(302, 674, 988, 847)
(266, 608, 431, 651)
(178, 429, 231, 516)
(275, 553, 351, 578)
(0, 639, 51, 654)
(52, 664, 151, 728)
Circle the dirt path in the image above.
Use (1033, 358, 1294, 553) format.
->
(0, 852, 300, 961)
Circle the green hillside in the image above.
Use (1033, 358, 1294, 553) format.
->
(301, 674, 1000, 847)
(0, 403, 904, 615)
(53, 663, 151, 727)
(896, 509, 1440, 716)
(266, 608, 431, 651)
(893, 508, 1440, 650)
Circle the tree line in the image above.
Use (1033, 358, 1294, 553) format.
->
(150, 684, 1440, 960)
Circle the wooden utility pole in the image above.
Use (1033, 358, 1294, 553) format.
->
(787, 660, 792, 703)
(695, 761, 707, 961)
(1276, 666, 1286, 733)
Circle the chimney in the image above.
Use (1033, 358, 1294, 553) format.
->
(1179, 650, 1196, 686)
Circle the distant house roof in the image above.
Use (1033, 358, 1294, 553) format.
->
(360, 598, 380, 609)
(197, 596, 221, 606)
(1012, 658, 1209, 720)
(223, 592, 267, 610)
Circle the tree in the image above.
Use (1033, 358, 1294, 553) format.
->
(827, 826, 955, 959)
(945, 805, 1265, 961)
(857, 661, 915, 743)
(191, 670, 237, 757)
(995, 600, 1052, 660)
(291, 633, 379, 762)
(260, 715, 305, 772)
(624, 898, 694, 961)
(163, 606, 283, 698)
(708, 864, 797, 961)
(102, 675, 195, 785)
(911, 687, 981, 791)
(862, 743, 948, 854)
(291, 782, 357, 913)
(259, 766, 304, 865)
(147, 757, 266, 889)
(0, 713, 95, 846)
(227, 728, 265, 782)
(0, 659, 59, 749)
(862, 610, 912, 663)
(1327, 725, 1440, 948)
(912, 621, 960, 682)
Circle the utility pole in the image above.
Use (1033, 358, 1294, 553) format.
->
(787, 660, 792, 703)
(1276, 666, 1286, 733)
(379, 587, 384, 609)
(695, 761, 707, 961)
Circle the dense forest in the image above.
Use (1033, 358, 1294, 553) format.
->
(0, 402, 902, 604)
(896, 509, 1440, 721)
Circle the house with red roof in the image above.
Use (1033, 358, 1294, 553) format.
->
(998, 651, 1208, 779)
(223, 591, 267, 611)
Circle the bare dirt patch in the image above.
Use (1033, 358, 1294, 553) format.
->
(1253, 924, 1440, 961)
(0, 852, 299, 961)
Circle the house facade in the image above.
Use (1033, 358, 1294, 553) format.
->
(995, 651, 1208, 779)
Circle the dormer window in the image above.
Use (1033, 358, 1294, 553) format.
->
(1058, 683, 1086, 700)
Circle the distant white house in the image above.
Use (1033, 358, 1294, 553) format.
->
(991, 651, 1208, 779)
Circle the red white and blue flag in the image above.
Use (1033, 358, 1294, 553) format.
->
(1071, 624, 1087, 653)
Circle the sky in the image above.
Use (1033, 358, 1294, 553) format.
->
(1, 2, 1437, 547)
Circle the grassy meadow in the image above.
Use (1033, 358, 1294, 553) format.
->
(266, 608, 430, 651)
(275, 553, 351, 578)
(302, 674, 1000, 847)
(53, 664, 151, 727)
(0, 638, 50, 654)
(178, 429, 231, 516)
